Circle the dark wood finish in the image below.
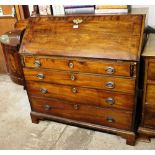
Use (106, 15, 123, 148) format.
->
(30, 97, 132, 130)
(23, 56, 135, 77)
(138, 34, 155, 142)
(26, 81, 135, 111)
(23, 68, 136, 93)
(0, 17, 17, 73)
(19, 11, 145, 146)
(20, 14, 145, 61)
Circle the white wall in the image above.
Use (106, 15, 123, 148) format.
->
(133, 5, 155, 28)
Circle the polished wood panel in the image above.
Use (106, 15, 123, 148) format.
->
(24, 68, 135, 93)
(146, 84, 155, 105)
(148, 60, 155, 81)
(30, 97, 132, 130)
(26, 81, 135, 111)
(19, 15, 145, 61)
(23, 56, 135, 77)
(0, 17, 17, 73)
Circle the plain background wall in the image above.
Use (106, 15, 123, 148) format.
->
(133, 5, 155, 28)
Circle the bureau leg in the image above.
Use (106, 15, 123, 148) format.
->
(126, 135, 136, 146)
(31, 113, 39, 124)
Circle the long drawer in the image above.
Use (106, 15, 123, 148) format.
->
(30, 97, 132, 130)
(23, 56, 135, 77)
(26, 81, 135, 111)
(24, 68, 135, 93)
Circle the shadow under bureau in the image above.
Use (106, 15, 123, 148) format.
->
(19, 13, 145, 145)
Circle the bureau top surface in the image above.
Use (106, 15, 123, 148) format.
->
(19, 13, 145, 61)
(142, 34, 155, 57)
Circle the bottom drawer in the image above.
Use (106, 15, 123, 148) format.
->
(143, 106, 155, 129)
(30, 97, 132, 130)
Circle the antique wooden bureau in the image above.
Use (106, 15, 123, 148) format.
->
(18, 12, 145, 145)
(138, 34, 155, 141)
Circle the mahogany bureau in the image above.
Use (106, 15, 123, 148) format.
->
(138, 34, 155, 141)
(19, 12, 145, 145)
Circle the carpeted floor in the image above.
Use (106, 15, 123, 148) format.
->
(0, 75, 155, 150)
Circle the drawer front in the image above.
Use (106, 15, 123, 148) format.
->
(146, 84, 155, 106)
(143, 107, 155, 129)
(148, 60, 155, 81)
(30, 97, 132, 130)
(24, 68, 135, 93)
(26, 81, 135, 111)
(23, 56, 134, 77)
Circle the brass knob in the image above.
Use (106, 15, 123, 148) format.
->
(105, 82, 115, 89)
(105, 67, 115, 74)
(73, 104, 80, 110)
(69, 62, 74, 69)
(71, 74, 76, 81)
(36, 73, 44, 79)
(43, 104, 51, 111)
(72, 87, 77, 93)
(73, 18, 83, 25)
(105, 97, 115, 105)
(40, 88, 48, 94)
(106, 116, 114, 123)
(34, 60, 41, 67)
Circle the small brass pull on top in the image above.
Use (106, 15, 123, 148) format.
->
(105, 97, 115, 105)
(105, 67, 115, 74)
(69, 62, 74, 69)
(73, 18, 83, 25)
(34, 60, 41, 67)
(36, 73, 44, 79)
(105, 82, 115, 89)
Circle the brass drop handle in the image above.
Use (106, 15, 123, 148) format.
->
(105, 82, 115, 89)
(74, 104, 80, 110)
(34, 60, 41, 67)
(72, 87, 77, 93)
(40, 88, 48, 94)
(43, 104, 51, 111)
(71, 74, 76, 81)
(36, 73, 44, 79)
(69, 62, 74, 69)
(106, 116, 114, 123)
(105, 97, 115, 105)
(105, 67, 115, 74)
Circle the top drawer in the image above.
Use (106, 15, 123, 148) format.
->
(148, 59, 155, 81)
(23, 56, 136, 77)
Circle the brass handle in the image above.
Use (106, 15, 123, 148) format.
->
(72, 87, 77, 93)
(43, 104, 51, 111)
(34, 60, 41, 67)
(36, 73, 44, 79)
(106, 116, 114, 123)
(105, 82, 115, 89)
(71, 74, 76, 81)
(73, 104, 80, 110)
(73, 18, 83, 25)
(40, 88, 48, 94)
(105, 67, 115, 74)
(69, 62, 74, 69)
(105, 97, 115, 105)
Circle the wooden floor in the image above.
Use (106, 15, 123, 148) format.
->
(0, 75, 155, 150)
